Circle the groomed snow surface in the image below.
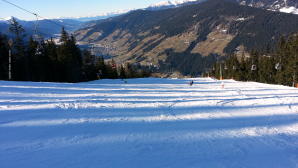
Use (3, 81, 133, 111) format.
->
(1, 77, 298, 168)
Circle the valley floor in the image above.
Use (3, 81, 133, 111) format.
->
(0, 78, 298, 167)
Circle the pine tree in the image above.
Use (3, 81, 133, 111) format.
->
(110, 58, 118, 79)
(209, 62, 217, 78)
(68, 34, 83, 82)
(239, 53, 248, 81)
(0, 33, 9, 80)
(57, 27, 83, 82)
(83, 49, 96, 81)
(119, 64, 126, 79)
(95, 54, 103, 79)
(292, 31, 298, 87)
(249, 49, 259, 81)
(45, 37, 59, 82)
(275, 34, 287, 85)
(286, 32, 298, 87)
(100, 55, 107, 79)
(27, 35, 38, 81)
(9, 18, 28, 81)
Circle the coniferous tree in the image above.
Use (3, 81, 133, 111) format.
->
(227, 53, 239, 80)
(105, 62, 113, 79)
(260, 44, 275, 84)
(68, 34, 83, 83)
(0, 33, 9, 80)
(258, 54, 266, 83)
(286, 32, 298, 87)
(27, 35, 38, 81)
(82, 49, 97, 81)
(45, 37, 59, 82)
(209, 62, 217, 77)
(249, 49, 259, 81)
(57, 27, 69, 82)
(292, 31, 298, 87)
(238, 54, 247, 81)
(9, 18, 28, 81)
(57, 27, 83, 82)
(95, 54, 103, 79)
(275, 34, 287, 85)
(100, 55, 107, 79)
(209, 31, 298, 87)
(119, 65, 126, 79)
(110, 58, 118, 79)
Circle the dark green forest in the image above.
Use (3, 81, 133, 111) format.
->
(0, 18, 149, 83)
(208, 32, 298, 87)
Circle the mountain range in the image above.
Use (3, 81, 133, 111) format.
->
(0, 0, 204, 40)
(73, 0, 298, 76)
(1, 0, 297, 38)
(47, 0, 298, 22)
(2, 0, 298, 76)
(0, 16, 84, 41)
(49, 0, 205, 22)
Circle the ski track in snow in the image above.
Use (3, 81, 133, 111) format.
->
(0, 78, 298, 168)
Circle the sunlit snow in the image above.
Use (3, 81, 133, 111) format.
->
(0, 77, 298, 167)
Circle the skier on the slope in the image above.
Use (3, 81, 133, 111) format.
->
(125, 79, 127, 83)
(190, 80, 194, 86)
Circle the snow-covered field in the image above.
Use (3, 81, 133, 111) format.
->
(0, 77, 298, 168)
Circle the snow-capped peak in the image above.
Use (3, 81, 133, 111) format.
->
(150, 0, 197, 8)
(49, 8, 134, 21)
(4, 16, 19, 24)
(5, 16, 14, 21)
(279, 6, 298, 14)
(150, 0, 173, 7)
(45, 0, 199, 21)
(5, 16, 19, 21)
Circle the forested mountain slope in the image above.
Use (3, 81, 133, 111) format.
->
(74, 0, 298, 76)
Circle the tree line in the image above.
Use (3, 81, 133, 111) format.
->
(0, 18, 149, 83)
(208, 32, 298, 87)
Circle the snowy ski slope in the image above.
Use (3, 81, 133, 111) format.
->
(0, 77, 298, 168)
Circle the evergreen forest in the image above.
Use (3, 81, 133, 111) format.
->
(0, 18, 150, 83)
(208, 32, 298, 87)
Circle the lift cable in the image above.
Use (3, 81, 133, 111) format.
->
(0, 16, 60, 39)
(3, 0, 73, 32)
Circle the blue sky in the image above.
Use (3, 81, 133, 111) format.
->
(0, 0, 161, 20)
